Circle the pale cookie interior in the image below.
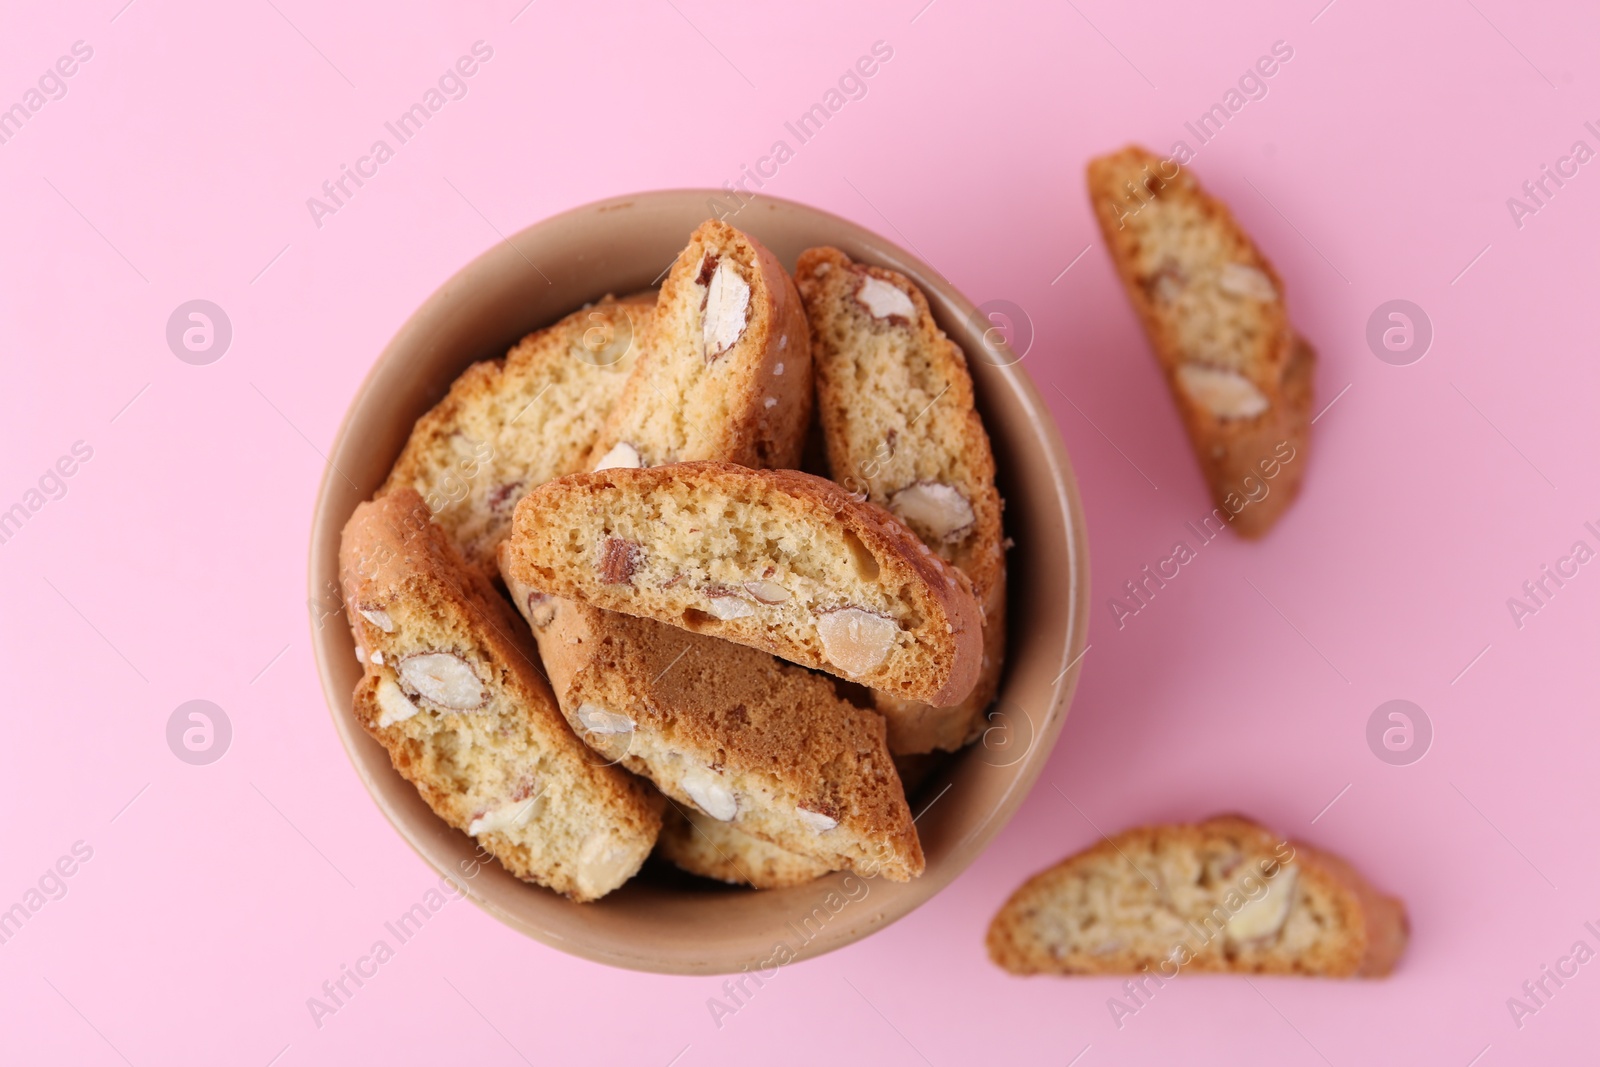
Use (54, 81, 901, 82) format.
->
(385, 296, 650, 575)
(988, 819, 1392, 977)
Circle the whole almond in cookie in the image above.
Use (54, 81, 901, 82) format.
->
(797, 247, 1007, 753)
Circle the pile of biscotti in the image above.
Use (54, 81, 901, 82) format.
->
(339, 220, 1006, 901)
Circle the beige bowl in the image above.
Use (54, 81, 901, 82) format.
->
(308, 190, 1090, 974)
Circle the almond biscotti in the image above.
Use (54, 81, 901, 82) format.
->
(986, 815, 1407, 977)
(797, 247, 1007, 753)
(657, 805, 831, 889)
(500, 462, 984, 707)
(339, 488, 663, 902)
(496, 586, 924, 881)
(382, 294, 652, 576)
(1087, 145, 1313, 538)
(586, 219, 811, 472)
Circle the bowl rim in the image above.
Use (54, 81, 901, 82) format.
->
(308, 188, 1091, 973)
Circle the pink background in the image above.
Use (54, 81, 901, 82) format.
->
(3, 0, 1596, 1062)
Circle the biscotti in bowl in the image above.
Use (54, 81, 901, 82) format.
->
(309, 191, 1089, 974)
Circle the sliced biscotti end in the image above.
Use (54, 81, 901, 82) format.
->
(380, 294, 653, 576)
(658, 805, 832, 889)
(1086, 145, 1292, 381)
(339, 488, 663, 902)
(795, 246, 1004, 602)
(797, 247, 1008, 750)
(986, 815, 1407, 978)
(588, 220, 812, 473)
(1087, 145, 1312, 538)
(497, 587, 926, 881)
(501, 461, 984, 707)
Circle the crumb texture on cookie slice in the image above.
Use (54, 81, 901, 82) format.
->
(586, 220, 812, 472)
(986, 815, 1407, 977)
(657, 805, 833, 889)
(496, 586, 924, 881)
(1086, 145, 1312, 538)
(339, 488, 663, 902)
(797, 247, 1008, 752)
(796, 247, 1003, 598)
(382, 294, 652, 575)
(501, 461, 984, 707)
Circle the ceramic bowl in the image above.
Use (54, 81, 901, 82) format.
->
(308, 190, 1090, 974)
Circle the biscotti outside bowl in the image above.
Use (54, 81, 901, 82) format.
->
(308, 190, 1090, 974)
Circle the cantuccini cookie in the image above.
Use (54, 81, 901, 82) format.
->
(656, 805, 831, 889)
(500, 462, 984, 707)
(797, 247, 1007, 752)
(495, 586, 924, 881)
(1087, 145, 1312, 538)
(382, 294, 652, 576)
(986, 815, 1407, 977)
(586, 220, 811, 473)
(339, 488, 663, 902)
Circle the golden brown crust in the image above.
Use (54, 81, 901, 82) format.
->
(497, 588, 924, 880)
(1286, 830, 1409, 977)
(585, 220, 812, 471)
(797, 246, 1008, 752)
(1086, 145, 1312, 539)
(380, 295, 652, 576)
(501, 461, 984, 706)
(986, 815, 1406, 978)
(338, 488, 663, 902)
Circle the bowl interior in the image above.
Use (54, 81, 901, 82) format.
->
(309, 191, 1090, 974)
